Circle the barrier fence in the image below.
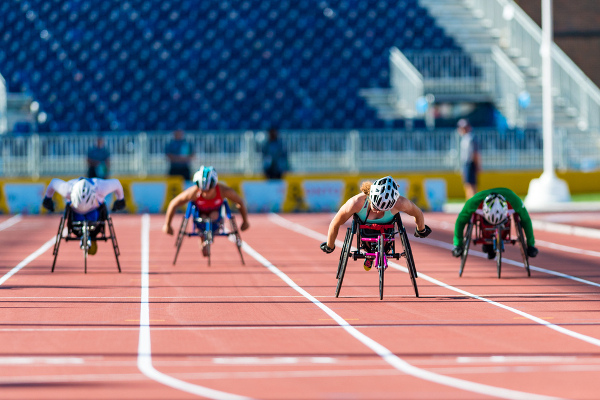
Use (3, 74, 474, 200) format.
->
(0, 128, 598, 178)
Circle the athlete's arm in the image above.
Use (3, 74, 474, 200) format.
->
(44, 178, 77, 199)
(325, 195, 363, 249)
(392, 196, 425, 231)
(162, 186, 197, 235)
(220, 185, 250, 231)
(95, 179, 124, 200)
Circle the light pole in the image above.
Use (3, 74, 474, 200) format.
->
(524, 0, 570, 208)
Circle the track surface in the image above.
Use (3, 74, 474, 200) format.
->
(1, 212, 600, 399)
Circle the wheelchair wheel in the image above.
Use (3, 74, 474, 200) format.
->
(335, 227, 353, 298)
(51, 212, 67, 273)
(514, 215, 531, 277)
(205, 225, 212, 267)
(378, 234, 385, 300)
(230, 216, 245, 265)
(83, 221, 88, 274)
(495, 226, 502, 279)
(173, 215, 189, 266)
(399, 226, 419, 298)
(107, 217, 121, 273)
(459, 219, 474, 277)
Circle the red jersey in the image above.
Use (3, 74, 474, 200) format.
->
(194, 185, 224, 212)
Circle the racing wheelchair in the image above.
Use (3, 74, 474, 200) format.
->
(52, 203, 121, 273)
(459, 204, 530, 278)
(336, 213, 419, 300)
(173, 200, 244, 267)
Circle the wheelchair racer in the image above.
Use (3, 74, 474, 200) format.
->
(320, 176, 432, 270)
(42, 177, 126, 255)
(162, 166, 250, 255)
(451, 188, 538, 260)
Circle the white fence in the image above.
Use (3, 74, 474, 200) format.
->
(0, 129, 583, 178)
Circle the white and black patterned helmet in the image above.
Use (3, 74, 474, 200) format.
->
(369, 176, 400, 211)
(193, 166, 218, 191)
(482, 194, 508, 225)
(70, 178, 98, 214)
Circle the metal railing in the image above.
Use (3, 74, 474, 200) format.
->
(0, 74, 6, 134)
(491, 46, 526, 128)
(0, 129, 574, 178)
(470, 0, 600, 130)
(390, 47, 423, 118)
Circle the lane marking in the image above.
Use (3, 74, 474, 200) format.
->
(0, 356, 84, 365)
(0, 237, 55, 286)
(531, 220, 600, 240)
(0, 214, 22, 232)
(137, 214, 253, 400)
(241, 239, 559, 400)
(269, 216, 600, 354)
(456, 356, 579, 364)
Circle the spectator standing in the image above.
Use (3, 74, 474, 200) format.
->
(262, 128, 289, 180)
(166, 129, 193, 181)
(88, 135, 110, 179)
(458, 119, 480, 200)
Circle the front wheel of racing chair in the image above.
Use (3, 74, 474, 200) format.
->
(51, 207, 68, 272)
(494, 226, 503, 278)
(397, 214, 419, 298)
(228, 215, 245, 265)
(335, 226, 354, 298)
(459, 216, 475, 277)
(377, 234, 385, 300)
(514, 214, 531, 277)
(204, 220, 213, 267)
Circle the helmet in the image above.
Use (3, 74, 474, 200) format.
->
(70, 179, 97, 214)
(193, 166, 218, 191)
(482, 194, 508, 225)
(369, 176, 400, 211)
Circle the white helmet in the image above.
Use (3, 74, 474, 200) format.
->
(482, 193, 508, 225)
(369, 176, 400, 211)
(193, 166, 218, 191)
(70, 179, 98, 214)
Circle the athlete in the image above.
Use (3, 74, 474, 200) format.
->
(319, 176, 432, 270)
(42, 177, 126, 255)
(162, 166, 250, 255)
(451, 187, 539, 259)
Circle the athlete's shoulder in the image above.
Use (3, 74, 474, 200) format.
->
(344, 193, 367, 213)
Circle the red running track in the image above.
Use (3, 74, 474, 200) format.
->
(1, 212, 600, 399)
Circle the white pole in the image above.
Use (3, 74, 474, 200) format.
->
(524, 0, 571, 208)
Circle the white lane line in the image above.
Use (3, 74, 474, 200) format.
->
(269, 216, 600, 349)
(532, 220, 600, 240)
(0, 237, 55, 286)
(137, 214, 253, 400)
(535, 240, 600, 258)
(0, 214, 22, 232)
(241, 240, 559, 400)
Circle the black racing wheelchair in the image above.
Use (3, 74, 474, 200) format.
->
(52, 203, 121, 273)
(459, 206, 530, 279)
(336, 213, 419, 300)
(173, 200, 244, 267)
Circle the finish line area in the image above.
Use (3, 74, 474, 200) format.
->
(1, 213, 600, 399)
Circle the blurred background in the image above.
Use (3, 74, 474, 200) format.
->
(0, 0, 599, 213)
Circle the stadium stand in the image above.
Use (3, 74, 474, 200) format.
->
(0, 0, 462, 132)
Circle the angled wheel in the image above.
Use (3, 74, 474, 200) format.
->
(83, 221, 88, 274)
(205, 222, 212, 267)
(459, 219, 474, 277)
(335, 228, 353, 298)
(51, 213, 66, 273)
(230, 216, 245, 265)
(399, 225, 419, 298)
(378, 234, 385, 300)
(514, 215, 530, 277)
(107, 217, 121, 273)
(495, 226, 502, 278)
(173, 215, 189, 266)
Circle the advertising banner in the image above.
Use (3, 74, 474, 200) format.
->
(302, 180, 345, 212)
(241, 180, 287, 213)
(3, 183, 46, 214)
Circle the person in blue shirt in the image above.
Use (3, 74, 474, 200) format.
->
(88, 135, 110, 179)
(166, 129, 194, 181)
(262, 128, 289, 180)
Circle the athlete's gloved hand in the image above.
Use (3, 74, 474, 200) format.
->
(42, 197, 55, 212)
(320, 242, 335, 254)
(414, 225, 432, 238)
(112, 198, 126, 212)
(452, 246, 463, 258)
(527, 246, 539, 258)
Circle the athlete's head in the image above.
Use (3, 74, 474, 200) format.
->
(482, 193, 508, 225)
(369, 176, 400, 211)
(193, 166, 218, 191)
(70, 178, 97, 214)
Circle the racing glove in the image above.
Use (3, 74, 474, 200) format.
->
(42, 197, 55, 212)
(320, 242, 335, 254)
(414, 225, 432, 238)
(112, 198, 126, 212)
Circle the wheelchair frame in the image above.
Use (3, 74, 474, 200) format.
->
(51, 204, 121, 274)
(336, 213, 419, 300)
(459, 212, 530, 278)
(173, 200, 244, 267)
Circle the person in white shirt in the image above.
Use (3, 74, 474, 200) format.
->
(42, 178, 126, 255)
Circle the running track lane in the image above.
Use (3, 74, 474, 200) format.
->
(1, 214, 600, 398)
